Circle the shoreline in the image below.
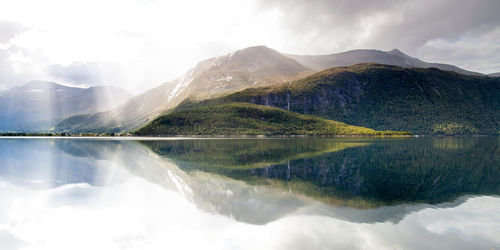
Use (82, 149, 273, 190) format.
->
(0, 134, 496, 139)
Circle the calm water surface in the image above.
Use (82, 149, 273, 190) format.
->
(0, 137, 498, 250)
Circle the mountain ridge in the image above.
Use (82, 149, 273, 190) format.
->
(283, 48, 482, 76)
(56, 46, 493, 133)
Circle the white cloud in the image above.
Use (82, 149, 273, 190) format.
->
(0, 0, 284, 93)
(0, 0, 499, 93)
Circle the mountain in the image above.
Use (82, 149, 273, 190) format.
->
(0, 81, 132, 132)
(176, 64, 500, 135)
(57, 46, 487, 133)
(284, 48, 482, 76)
(134, 102, 408, 136)
(56, 46, 311, 132)
(489, 72, 500, 77)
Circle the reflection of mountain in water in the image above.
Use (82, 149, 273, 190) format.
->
(0, 139, 100, 188)
(142, 139, 369, 169)
(43, 137, 500, 224)
(54, 139, 183, 191)
(141, 138, 500, 207)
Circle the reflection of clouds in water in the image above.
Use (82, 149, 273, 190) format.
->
(419, 197, 500, 244)
(0, 177, 498, 250)
(0, 178, 228, 250)
(0, 139, 132, 189)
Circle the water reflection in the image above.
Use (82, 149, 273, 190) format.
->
(141, 138, 500, 206)
(0, 139, 125, 188)
(0, 137, 498, 249)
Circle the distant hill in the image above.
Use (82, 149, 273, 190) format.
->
(0, 81, 132, 132)
(134, 102, 408, 136)
(284, 48, 482, 76)
(489, 72, 500, 77)
(57, 46, 488, 133)
(176, 64, 500, 135)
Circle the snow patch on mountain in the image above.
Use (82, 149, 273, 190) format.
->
(168, 71, 194, 101)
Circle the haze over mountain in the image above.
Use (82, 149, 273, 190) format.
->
(489, 72, 500, 77)
(0, 81, 132, 132)
(57, 46, 490, 133)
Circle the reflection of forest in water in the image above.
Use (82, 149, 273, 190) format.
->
(141, 137, 500, 207)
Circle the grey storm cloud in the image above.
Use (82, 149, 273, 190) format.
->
(254, 0, 500, 73)
(257, 0, 500, 53)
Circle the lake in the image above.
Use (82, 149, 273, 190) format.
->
(0, 137, 498, 250)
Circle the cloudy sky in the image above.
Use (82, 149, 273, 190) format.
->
(0, 0, 499, 93)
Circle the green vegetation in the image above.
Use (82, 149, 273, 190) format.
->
(177, 64, 500, 135)
(432, 122, 479, 135)
(135, 102, 410, 136)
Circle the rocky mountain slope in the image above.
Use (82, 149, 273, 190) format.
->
(56, 46, 311, 132)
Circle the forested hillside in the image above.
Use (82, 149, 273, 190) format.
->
(177, 64, 500, 134)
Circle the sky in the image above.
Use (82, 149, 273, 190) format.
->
(0, 0, 499, 94)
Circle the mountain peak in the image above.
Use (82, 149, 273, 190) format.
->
(226, 45, 280, 59)
(387, 48, 407, 57)
(202, 45, 307, 74)
(239, 45, 274, 52)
